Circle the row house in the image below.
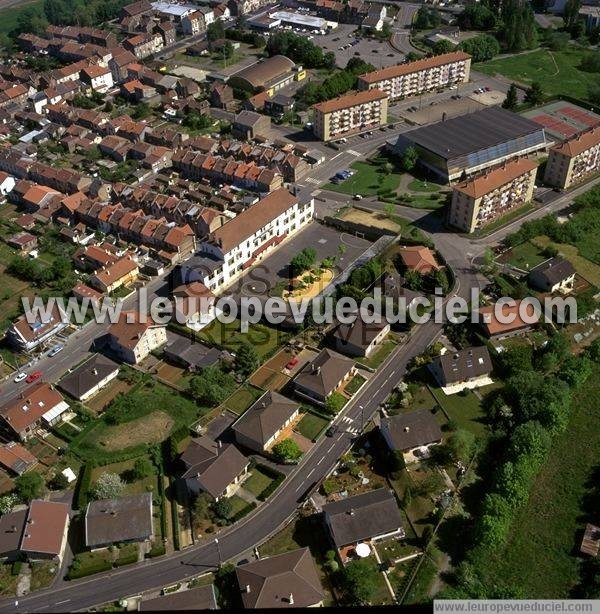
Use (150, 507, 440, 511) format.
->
(156, 21, 176, 46)
(182, 11, 206, 36)
(182, 188, 313, 292)
(0, 84, 30, 110)
(119, 0, 154, 31)
(45, 25, 117, 48)
(357, 51, 472, 101)
(76, 201, 196, 261)
(121, 79, 157, 102)
(53, 41, 113, 66)
(108, 48, 138, 83)
(28, 161, 92, 194)
(450, 158, 538, 233)
(145, 125, 189, 149)
(99, 135, 132, 162)
(45, 103, 110, 134)
(124, 32, 164, 60)
(107, 116, 148, 142)
(81, 65, 114, 94)
(30, 81, 82, 114)
(544, 125, 600, 189)
(128, 142, 173, 171)
(172, 150, 284, 193)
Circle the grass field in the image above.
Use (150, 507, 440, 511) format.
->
(533, 236, 600, 287)
(222, 383, 264, 415)
(0, 0, 43, 36)
(295, 412, 329, 441)
(243, 467, 275, 497)
(500, 241, 547, 271)
(324, 161, 402, 196)
(477, 365, 600, 597)
(358, 338, 397, 369)
(429, 385, 491, 437)
(475, 47, 597, 101)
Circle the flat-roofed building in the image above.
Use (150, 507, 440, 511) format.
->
(312, 89, 388, 142)
(358, 51, 471, 101)
(544, 125, 600, 189)
(449, 157, 538, 233)
(390, 107, 548, 182)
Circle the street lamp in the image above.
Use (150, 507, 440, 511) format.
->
(215, 538, 221, 567)
(359, 404, 364, 430)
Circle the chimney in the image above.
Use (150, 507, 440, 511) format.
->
(245, 584, 251, 594)
(404, 426, 410, 433)
(316, 366, 321, 376)
(288, 594, 294, 605)
(348, 508, 355, 516)
(217, 440, 222, 449)
(92, 368, 98, 376)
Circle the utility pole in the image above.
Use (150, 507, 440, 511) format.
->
(215, 538, 222, 567)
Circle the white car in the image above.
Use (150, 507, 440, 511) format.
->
(47, 345, 64, 357)
(14, 372, 27, 383)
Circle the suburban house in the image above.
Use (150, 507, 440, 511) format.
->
(294, 348, 356, 405)
(397, 245, 441, 275)
(235, 547, 325, 608)
(322, 488, 405, 562)
(332, 313, 390, 358)
(140, 585, 218, 611)
(232, 391, 301, 454)
(0, 383, 70, 441)
(381, 270, 422, 314)
(58, 354, 120, 401)
(20, 500, 70, 562)
(85, 493, 154, 550)
(171, 281, 219, 331)
(0, 509, 27, 561)
(180, 437, 249, 500)
(0, 442, 38, 475)
(429, 346, 493, 394)
(528, 257, 576, 294)
(7, 232, 37, 253)
(162, 335, 229, 372)
(89, 256, 139, 294)
(380, 410, 443, 464)
(231, 110, 271, 140)
(6, 302, 68, 353)
(477, 300, 540, 339)
(106, 311, 167, 364)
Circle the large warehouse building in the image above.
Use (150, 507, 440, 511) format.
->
(227, 55, 305, 94)
(389, 107, 548, 182)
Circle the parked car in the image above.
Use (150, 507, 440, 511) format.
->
(47, 345, 64, 357)
(25, 370, 42, 383)
(326, 426, 337, 437)
(13, 372, 27, 383)
(286, 357, 299, 370)
(354, 194, 363, 200)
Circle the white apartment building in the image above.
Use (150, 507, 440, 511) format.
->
(82, 65, 114, 94)
(450, 157, 538, 233)
(180, 188, 314, 292)
(544, 125, 600, 189)
(312, 88, 388, 142)
(358, 51, 471, 100)
(107, 312, 167, 364)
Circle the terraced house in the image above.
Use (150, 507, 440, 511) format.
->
(544, 125, 600, 189)
(357, 51, 471, 101)
(312, 89, 388, 142)
(449, 157, 538, 233)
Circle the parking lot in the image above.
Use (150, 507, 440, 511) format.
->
(317, 23, 400, 69)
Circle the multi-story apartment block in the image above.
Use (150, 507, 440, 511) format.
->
(544, 126, 600, 189)
(449, 157, 538, 233)
(180, 189, 314, 292)
(124, 32, 164, 59)
(357, 51, 471, 101)
(312, 89, 388, 142)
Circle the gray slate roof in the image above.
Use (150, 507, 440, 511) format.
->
(58, 353, 119, 399)
(322, 488, 403, 547)
(430, 346, 492, 385)
(85, 493, 153, 548)
(232, 391, 300, 448)
(381, 410, 443, 452)
(529, 257, 576, 285)
(294, 348, 355, 398)
(140, 585, 217, 610)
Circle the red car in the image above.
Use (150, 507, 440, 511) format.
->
(286, 357, 299, 370)
(25, 370, 42, 384)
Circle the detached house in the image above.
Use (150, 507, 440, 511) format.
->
(294, 348, 356, 405)
(528, 257, 576, 294)
(332, 312, 390, 358)
(429, 346, 493, 395)
(81, 65, 114, 93)
(6, 303, 68, 353)
(58, 354, 120, 402)
(380, 410, 443, 464)
(89, 255, 139, 294)
(232, 391, 301, 454)
(180, 437, 249, 500)
(107, 311, 167, 364)
(478, 300, 540, 340)
(0, 383, 70, 441)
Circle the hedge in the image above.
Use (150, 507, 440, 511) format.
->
(67, 558, 112, 580)
(255, 464, 286, 502)
(114, 552, 138, 568)
(169, 476, 181, 550)
(146, 542, 166, 559)
(73, 462, 95, 510)
(230, 501, 257, 523)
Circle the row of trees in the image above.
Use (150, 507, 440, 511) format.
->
(266, 31, 335, 69)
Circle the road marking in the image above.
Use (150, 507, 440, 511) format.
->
(295, 482, 305, 492)
(317, 456, 324, 465)
(307, 468, 315, 478)
(56, 600, 70, 605)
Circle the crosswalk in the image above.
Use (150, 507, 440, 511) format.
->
(347, 149, 361, 157)
(304, 177, 321, 185)
(340, 415, 360, 435)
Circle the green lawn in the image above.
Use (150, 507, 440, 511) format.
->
(198, 319, 286, 359)
(429, 386, 488, 437)
(358, 338, 397, 369)
(222, 383, 264, 415)
(345, 373, 367, 395)
(243, 468, 275, 497)
(407, 179, 441, 193)
(324, 161, 402, 196)
(477, 365, 600, 597)
(533, 236, 600, 287)
(225, 494, 251, 520)
(501, 240, 547, 271)
(295, 412, 330, 441)
(475, 47, 597, 101)
(0, 0, 43, 36)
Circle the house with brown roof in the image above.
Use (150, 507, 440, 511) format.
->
(380, 410, 443, 464)
(210, 82, 235, 110)
(180, 437, 249, 500)
(294, 348, 356, 405)
(232, 391, 301, 453)
(429, 346, 493, 394)
(232, 110, 271, 140)
(21, 500, 70, 562)
(6, 302, 69, 353)
(124, 32, 164, 59)
(332, 311, 390, 358)
(322, 488, 404, 562)
(106, 310, 167, 364)
(0, 442, 38, 475)
(89, 255, 139, 293)
(172, 281, 218, 330)
(140, 585, 217, 611)
(7, 232, 37, 253)
(85, 493, 153, 549)
(0, 383, 70, 441)
(99, 134, 132, 162)
(477, 300, 540, 339)
(397, 245, 441, 275)
(235, 547, 324, 608)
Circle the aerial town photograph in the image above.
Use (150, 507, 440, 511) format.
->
(0, 0, 597, 610)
